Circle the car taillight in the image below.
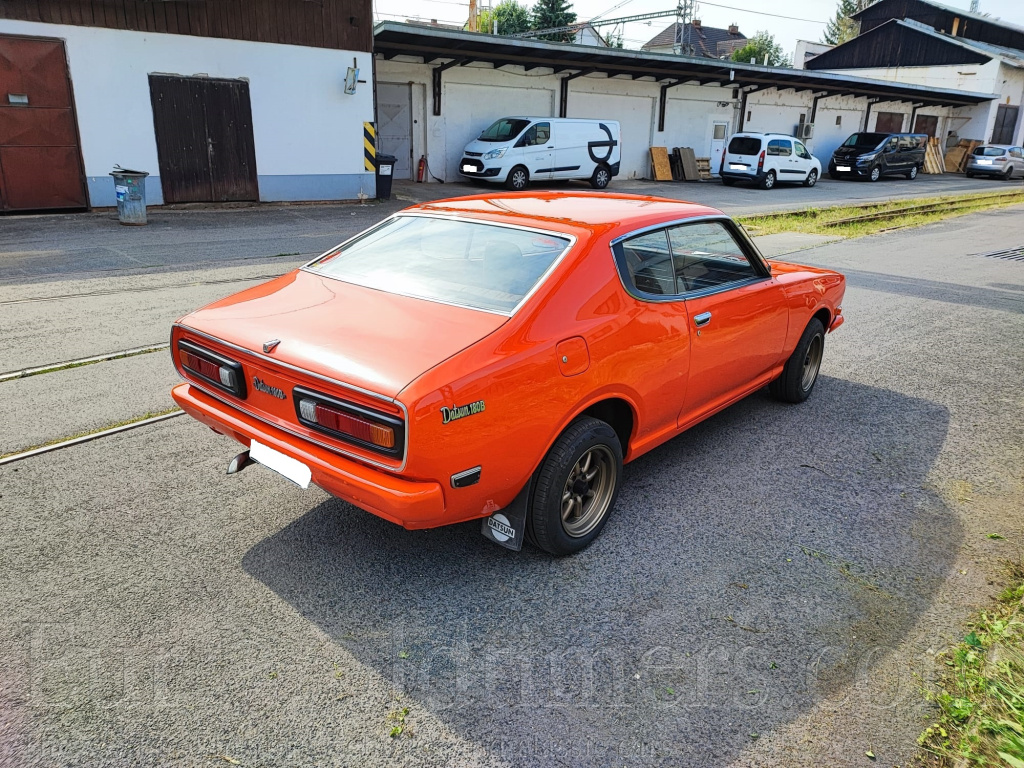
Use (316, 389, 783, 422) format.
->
(294, 386, 404, 457)
(177, 339, 247, 398)
(995, 156, 1008, 162)
(757, 150, 765, 172)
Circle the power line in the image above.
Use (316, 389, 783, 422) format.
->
(695, 1, 827, 24)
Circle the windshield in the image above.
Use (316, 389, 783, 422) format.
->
(975, 146, 1007, 156)
(842, 133, 887, 150)
(478, 118, 531, 143)
(728, 136, 762, 155)
(306, 216, 572, 314)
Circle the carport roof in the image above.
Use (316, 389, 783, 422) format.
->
(374, 21, 998, 108)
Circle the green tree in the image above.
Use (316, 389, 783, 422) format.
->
(530, 0, 577, 42)
(476, 0, 531, 35)
(822, 0, 875, 45)
(730, 31, 789, 67)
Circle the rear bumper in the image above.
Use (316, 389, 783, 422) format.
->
(721, 169, 765, 183)
(172, 383, 447, 529)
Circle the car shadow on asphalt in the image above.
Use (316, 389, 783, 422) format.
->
(243, 376, 954, 767)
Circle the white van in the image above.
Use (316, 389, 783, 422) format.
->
(459, 117, 621, 191)
(720, 132, 821, 190)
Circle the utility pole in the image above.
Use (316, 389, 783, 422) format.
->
(673, 0, 695, 56)
(468, 0, 478, 32)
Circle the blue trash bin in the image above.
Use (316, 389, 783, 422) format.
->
(109, 167, 150, 225)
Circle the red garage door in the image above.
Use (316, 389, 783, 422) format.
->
(0, 35, 87, 212)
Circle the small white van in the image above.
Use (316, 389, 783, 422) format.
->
(720, 132, 821, 190)
(459, 117, 621, 190)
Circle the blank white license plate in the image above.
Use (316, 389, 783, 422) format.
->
(462, 164, 476, 172)
(729, 163, 747, 170)
(250, 439, 311, 489)
(837, 165, 852, 172)
(977, 159, 992, 165)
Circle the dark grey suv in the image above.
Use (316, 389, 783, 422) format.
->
(828, 132, 928, 181)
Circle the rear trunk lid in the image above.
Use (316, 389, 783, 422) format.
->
(174, 270, 508, 468)
(178, 270, 507, 399)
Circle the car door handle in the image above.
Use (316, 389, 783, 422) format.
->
(694, 311, 712, 327)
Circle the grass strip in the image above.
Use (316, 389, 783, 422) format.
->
(0, 344, 169, 383)
(739, 190, 1024, 239)
(0, 407, 183, 462)
(918, 561, 1024, 767)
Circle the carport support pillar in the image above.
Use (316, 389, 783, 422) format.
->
(432, 59, 465, 117)
(737, 86, 762, 132)
(809, 92, 829, 125)
(909, 103, 923, 133)
(862, 98, 880, 132)
(559, 70, 593, 118)
(658, 80, 685, 132)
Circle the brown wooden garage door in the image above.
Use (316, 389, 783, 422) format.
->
(149, 75, 259, 203)
(0, 34, 87, 212)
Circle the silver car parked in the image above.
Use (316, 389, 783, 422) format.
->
(965, 145, 1024, 179)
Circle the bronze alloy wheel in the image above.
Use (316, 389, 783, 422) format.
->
(801, 332, 824, 391)
(560, 445, 616, 538)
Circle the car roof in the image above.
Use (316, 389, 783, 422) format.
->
(732, 132, 793, 138)
(406, 192, 724, 236)
(980, 143, 1016, 148)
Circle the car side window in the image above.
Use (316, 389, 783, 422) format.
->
(886, 137, 898, 152)
(794, 141, 812, 159)
(1012, 147, 1023, 158)
(767, 139, 791, 157)
(515, 126, 538, 148)
(620, 230, 676, 296)
(668, 222, 759, 293)
(535, 122, 550, 144)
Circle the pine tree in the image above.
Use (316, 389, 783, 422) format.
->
(823, 0, 876, 45)
(530, 0, 577, 42)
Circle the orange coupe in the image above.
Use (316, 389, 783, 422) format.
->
(171, 193, 845, 555)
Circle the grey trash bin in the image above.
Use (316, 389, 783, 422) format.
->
(109, 167, 150, 225)
(376, 154, 396, 200)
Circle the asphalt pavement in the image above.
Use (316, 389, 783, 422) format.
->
(1, 190, 1022, 767)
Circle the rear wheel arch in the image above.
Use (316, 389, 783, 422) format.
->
(581, 397, 635, 457)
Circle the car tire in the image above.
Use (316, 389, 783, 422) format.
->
(1003, 167, 1014, 180)
(803, 169, 818, 187)
(722, 178, 736, 186)
(527, 416, 623, 556)
(966, 171, 975, 178)
(759, 170, 777, 190)
(590, 164, 611, 189)
(906, 165, 919, 180)
(869, 165, 881, 182)
(505, 166, 529, 191)
(769, 318, 826, 404)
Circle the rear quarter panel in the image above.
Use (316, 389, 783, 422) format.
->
(398, 230, 688, 523)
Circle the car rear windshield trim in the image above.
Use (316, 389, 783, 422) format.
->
(303, 214, 576, 317)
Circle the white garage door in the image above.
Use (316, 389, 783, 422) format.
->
(377, 83, 413, 179)
(569, 92, 655, 179)
(443, 83, 555, 181)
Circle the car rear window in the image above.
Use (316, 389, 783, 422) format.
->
(728, 136, 762, 155)
(975, 146, 1007, 156)
(306, 215, 572, 315)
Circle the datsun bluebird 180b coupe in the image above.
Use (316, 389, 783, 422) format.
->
(171, 193, 845, 555)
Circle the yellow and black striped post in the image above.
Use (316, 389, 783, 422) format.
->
(364, 122, 376, 171)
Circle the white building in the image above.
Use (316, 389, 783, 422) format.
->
(0, 1, 375, 212)
(806, 0, 1024, 146)
(374, 22, 996, 182)
(793, 41, 834, 70)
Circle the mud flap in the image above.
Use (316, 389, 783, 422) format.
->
(480, 483, 530, 551)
